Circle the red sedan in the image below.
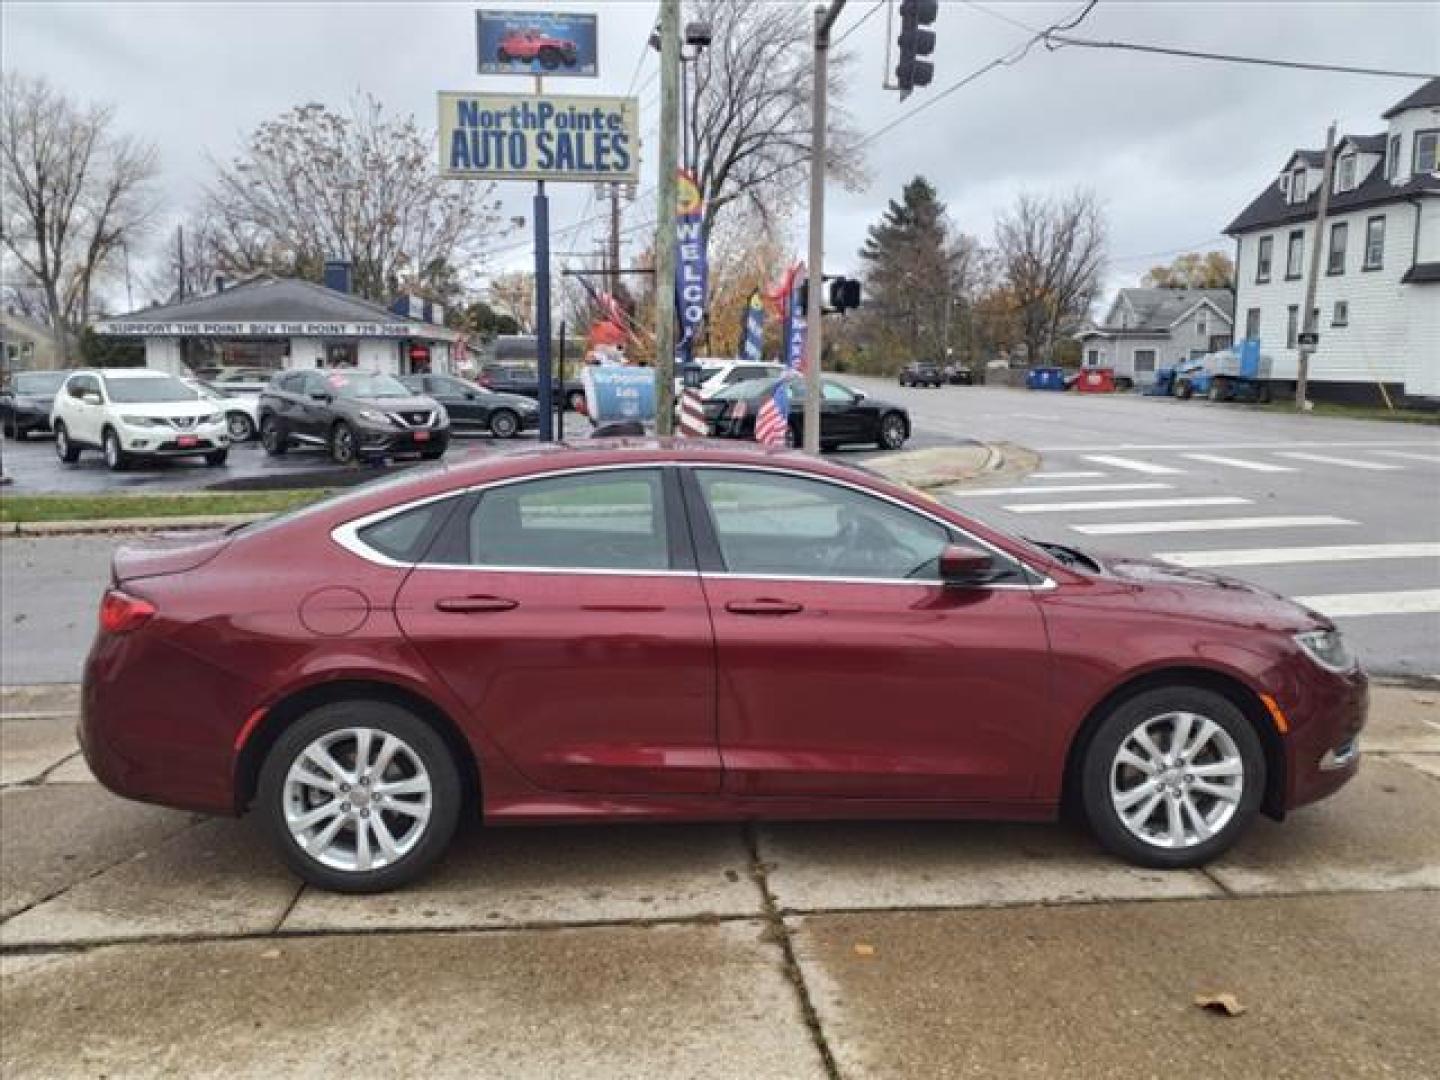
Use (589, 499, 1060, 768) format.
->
(81, 443, 1365, 892)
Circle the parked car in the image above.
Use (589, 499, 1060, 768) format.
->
(899, 362, 944, 388)
(1, 369, 71, 439)
(943, 364, 974, 386)
(478, 364, 587, 412)
(400, 374, 539, 439)
(193, 366, 276, 393)
(50, 369, 230, 470)
(258, 369, 449, 464)
(690, 360, 784, 399)
(79, 442, 1366, 892)
(185, 378, 260, 442)
(496, 28, 578, 69)
(709, 374, 910, 451)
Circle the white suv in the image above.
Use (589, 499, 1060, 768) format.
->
(51, 369, 231, 470)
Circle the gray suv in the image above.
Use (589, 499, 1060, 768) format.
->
(258, 370, 450, 464)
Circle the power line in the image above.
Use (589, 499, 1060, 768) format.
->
(834, 0, 885, 47)
(1111, 238, 1229, 264)
(961, 1, 1041, 36)
(1045, 33, 1439, 80)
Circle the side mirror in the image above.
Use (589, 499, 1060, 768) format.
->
(939, 543, 996, 586)
(853, 390, 866, 401)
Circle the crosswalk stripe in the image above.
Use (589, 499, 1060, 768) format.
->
(1182, 453, 1297, 473)
(1029, 471, 1107, 479)
(967, 482, 1171, 497)
(1154, 542, 1440, 568)
(1004, 496, 1249, 515)
(1074, 515, 1356, 536)
(1081, 454, 1185, 475)
(1275, 451, 1403, 471)
(1294, 589, 1440, 618)
(1372, 451, 1440, 464)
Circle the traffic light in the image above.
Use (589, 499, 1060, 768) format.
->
(827, 277, 862, 313)
(896, 0, 938, 101)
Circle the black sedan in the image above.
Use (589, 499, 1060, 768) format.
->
(478, 364, 587, 412)
(709, 375, 910, 451)
(1, 370, 70, 439)
(401, 374, 540, 439)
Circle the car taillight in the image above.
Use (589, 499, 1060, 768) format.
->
(100, 589, 156, 634)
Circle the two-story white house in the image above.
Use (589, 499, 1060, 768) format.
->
(1225, 77, 1440, 401)
(1076, 288, 1234, 387)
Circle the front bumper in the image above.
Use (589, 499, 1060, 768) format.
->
(1282, 664, 1367, 811)
(354, 421, 451, 456)
(118, 422, 230, 456)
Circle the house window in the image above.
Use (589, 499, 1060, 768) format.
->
(1336, 154, 1356, 193)
(1363, 216, 1385, 270)
(1086, 349, 1099, 366)
(1285, 230, 1305, 279)
(1196, 315, 1207, 338)
(1256, 236, 1273, 283)
(1245, 308, 1261, 340)
(1290, 168, 1307, 204)
(1387, 133, 1400, 179)
(1328, 222, 1348, 275)
(1332, 301, 1349, 327)
(1133, 349, 1156, 374)
(1416, 130, 1439, 175)
(1286, 305, 1299, 349)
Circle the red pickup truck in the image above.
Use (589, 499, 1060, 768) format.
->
(496, 29, 578, 69)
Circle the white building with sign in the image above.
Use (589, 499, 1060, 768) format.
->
(93, 266, 461, 378)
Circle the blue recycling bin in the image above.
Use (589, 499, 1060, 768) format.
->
(1027, 366, 1065, 391)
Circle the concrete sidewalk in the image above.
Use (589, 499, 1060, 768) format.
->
(3, 686, 1438, 1077)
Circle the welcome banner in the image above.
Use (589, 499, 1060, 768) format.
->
(675, 169, 707, 359)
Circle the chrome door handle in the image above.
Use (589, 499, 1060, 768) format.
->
(435, 596, 518, 613)
(725, 599, 804, 616)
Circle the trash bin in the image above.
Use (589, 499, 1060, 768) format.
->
(1076, 368, 1116, 393)
(1146, 367, 1176, 396)
(1027, 366, 1066, 391)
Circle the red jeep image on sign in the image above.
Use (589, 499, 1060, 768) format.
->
(497, 28, 578, 69)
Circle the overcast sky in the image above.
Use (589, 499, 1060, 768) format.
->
(5, 0, 1437, 311)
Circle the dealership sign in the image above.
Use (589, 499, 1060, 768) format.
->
(438, 93, 638, 182)
(476, 10, 598, 78)
(93, 321, 435, 338)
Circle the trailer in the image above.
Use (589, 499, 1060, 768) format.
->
(1174, 340, 1275, 403)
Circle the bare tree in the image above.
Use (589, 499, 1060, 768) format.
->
(202, 97, 506, 302)
(685, 0, 866, 240)
(994, 189, 1108, 365)
(487, 272, 536, 334)
(1, 73, 158, 354)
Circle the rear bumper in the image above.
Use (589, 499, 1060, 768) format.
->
(9, 407, 52, 433)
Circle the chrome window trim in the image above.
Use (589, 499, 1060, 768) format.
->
(329, 459, 1056, 590)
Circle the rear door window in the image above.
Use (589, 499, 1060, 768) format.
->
(355, 497, 461, 563)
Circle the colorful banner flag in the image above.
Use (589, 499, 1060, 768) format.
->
(737, 290, 765, 362)
(755, 376, 792, 447)
(675, 169, 707, 360)
(782, 261, 807, 372)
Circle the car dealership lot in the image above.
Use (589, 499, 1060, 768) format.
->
(2, 685, 1438, 1077)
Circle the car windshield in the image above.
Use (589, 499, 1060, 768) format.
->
(323, 371, 412, 399)
(11, 372, 67, 394)
(104, 375, 202, 403)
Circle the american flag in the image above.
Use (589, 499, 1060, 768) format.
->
(754, 378, 792, 446)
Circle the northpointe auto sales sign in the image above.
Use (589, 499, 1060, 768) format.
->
(94, 321, 424, 337)
(438, 93, 639, 183)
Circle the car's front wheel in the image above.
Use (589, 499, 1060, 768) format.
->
(227, 411, 255, 441)
(257, 701, 462, 892)
(53, 421, 80, 463)
(102, 428, 129, 471)
(260, 416, 289, 456)
(330, 421, 357, 465)
(878, 412, 908, 450)
(1082, 686, 1264, 869)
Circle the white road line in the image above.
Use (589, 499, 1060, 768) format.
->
(1074, 515, 1357, 536)
(1294, 589, 1440, 618)
(1155, 543, 1440, 568)
(968, 482, 1171, 497)
(1005, 496, 1249, 515)
(1029, 471, 1107, 479)
(1182, 453, 1297, 473)
(1372, 451, 1440, 464)
(1274, 451, 1404, 471)
(1081, 454, 1185, 475)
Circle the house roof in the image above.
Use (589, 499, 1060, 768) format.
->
(1225, 154, 1440, 236)
(1400, 262, 1440, 284)
(1348, 134, 1387, 155)
(104, 275, 427, 327)
(1381, 77, 1440, 120)
(1112, 288, 1234, 330)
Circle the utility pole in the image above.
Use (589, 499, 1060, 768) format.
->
(176, 225, 186, 301)
(654, 0, 681, 435)
(804, 0, 847, 454)
(608, 184, 622, 296)
(1297, 121, 1336, 412)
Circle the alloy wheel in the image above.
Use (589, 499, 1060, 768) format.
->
(227, 412, 254, 441)
(282, 727, 434, 873)
(490, 410, 518, 438)
(1108, 710, 1244, 850)
(880, 415, 906, 449)
(331, 423, 356, 464)
(54, 426, 68, 458)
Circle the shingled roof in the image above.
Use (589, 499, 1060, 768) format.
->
(104, 275, 425, 326)
(1382, 77, 1440, 119)
(1225, 158, 1439, 236)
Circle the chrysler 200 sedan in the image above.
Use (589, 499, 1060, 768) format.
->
(80, 442, 1365, 892)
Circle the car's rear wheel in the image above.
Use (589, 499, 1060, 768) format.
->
(1082, 686, 1264, 869)
(260, 416, 288, 456)
(53, 421, 80, 463)
(330, 421, 357, 465)
(102, 428, 129, 471)
(878, 412, 908, 450)
(257, 701, 462, 893)
(489, 408, 519, 439)
(227, 411, 254, 441)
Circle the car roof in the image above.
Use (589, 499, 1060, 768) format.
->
(81, 368, 171, 379)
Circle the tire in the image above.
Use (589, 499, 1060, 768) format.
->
(256, 700, 462, 893)
(877, 412, 908, 450)
(488, 409, 520, 439)
(330, 421, 358, 465)
(226, 411, 255, 441)
(420, 448, 445, 461)
(1207, 382, 1223, 402)
(102, 427, 129, 472)
(539, 47, 561, 70)
(260, 416, 289, 456)
(54, 421, 80, 463)
(1257, 384, 1273, 404)
(1176, 381, 1194, 400)
(496, 47, 509, 63)
(1081, 685, 1265, 869)
(205, 448, 229, 467)
(566, 389, 586, 413)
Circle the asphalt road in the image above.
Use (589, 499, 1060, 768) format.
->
(845, 378, 1440, 679)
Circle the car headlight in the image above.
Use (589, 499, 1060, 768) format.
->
(201, 413, 223, 425)
(357, 409, 393, 425)
(1295, 629, 1357, 674)
(120, 415, 165, 427)
(434, 404, 449, 424)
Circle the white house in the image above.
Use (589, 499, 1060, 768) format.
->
(1076, 288, 1234, 387)
(1225, 77, 1440, 401)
